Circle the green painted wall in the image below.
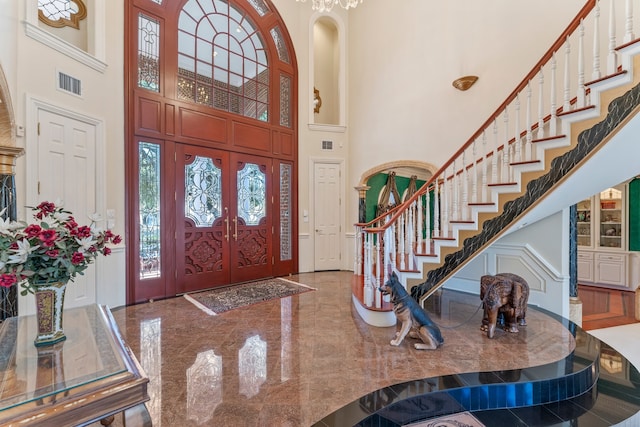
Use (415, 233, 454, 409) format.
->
(365, 173, 426, 222)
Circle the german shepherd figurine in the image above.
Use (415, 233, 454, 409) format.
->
(379, 272, 444, 350)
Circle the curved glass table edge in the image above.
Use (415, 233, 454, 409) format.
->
(0, 304, 132, 412)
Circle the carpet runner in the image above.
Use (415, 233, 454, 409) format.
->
(184, 277, 315, 315)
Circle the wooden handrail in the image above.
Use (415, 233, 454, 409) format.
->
(359, 0, 597, 235)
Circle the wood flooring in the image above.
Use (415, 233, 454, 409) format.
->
(579, 284, 639, 330)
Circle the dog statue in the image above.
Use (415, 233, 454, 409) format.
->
(379, 272, 444, 350)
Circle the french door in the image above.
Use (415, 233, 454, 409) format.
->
(176, 145, 272, 294)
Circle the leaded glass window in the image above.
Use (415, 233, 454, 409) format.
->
(280, 74, 291, 128)
(280, 164, 292, 260)
(139, 142, 162, 278)
(177, 0, 269, 121)
(247, 0, 270, 17)
(237, 163, 266, 225)
(38, 0, 87, 29)
(185, 156, 222, 227)
(270, 26, 290, 64)
(138, 14, 161, 92)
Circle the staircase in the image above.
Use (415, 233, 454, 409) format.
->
(353, 0, 640, 327)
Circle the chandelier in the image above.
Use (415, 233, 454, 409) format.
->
(295, 0, 363, 13)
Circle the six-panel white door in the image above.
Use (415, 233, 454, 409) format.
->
(37, 108, 98, 308)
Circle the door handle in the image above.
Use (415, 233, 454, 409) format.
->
(224, 207, 229, 242)
(233, 216, 238, 241)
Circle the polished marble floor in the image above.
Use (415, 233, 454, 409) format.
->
(105, 271, 580, 426)
(578, 284, 638, 330)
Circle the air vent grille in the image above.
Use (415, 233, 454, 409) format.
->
(322, 140, 333, 150)
(58, 71, 82, 96)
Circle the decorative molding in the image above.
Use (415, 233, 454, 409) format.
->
(24, 20, 107, 73)
(0, 146, 25, 175)
(307, 123, 346, 133)
(358, 160, 438, 187)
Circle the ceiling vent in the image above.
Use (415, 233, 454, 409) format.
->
(57, 71, 82, 96)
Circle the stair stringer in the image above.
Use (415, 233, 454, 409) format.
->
(408, 65, 640, 305)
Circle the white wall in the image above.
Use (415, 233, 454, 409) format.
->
(345, 0, 586, 245)
(13, 0, 125, 312)
(448, 210, 571, 317)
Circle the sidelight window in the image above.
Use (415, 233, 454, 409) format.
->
(138, 14, 161, 92)
(139, 142, 162, 279)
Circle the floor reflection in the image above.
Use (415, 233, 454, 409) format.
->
(110, 271, 576, 426)
(187, 350, 222, 424)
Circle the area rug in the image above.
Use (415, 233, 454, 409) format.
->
(184, 277, 315, 315)
(406, 411, 485, 427)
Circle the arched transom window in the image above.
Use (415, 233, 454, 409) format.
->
(177, 0, 269, 121)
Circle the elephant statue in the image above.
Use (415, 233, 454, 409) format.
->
(480, 273, 529, 339)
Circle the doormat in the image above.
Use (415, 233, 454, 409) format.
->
(184, 278, 315, 315)
(406, 411, 486, 427)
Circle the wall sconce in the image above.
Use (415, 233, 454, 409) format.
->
(313, 87, 322, 114)
(452, 75, 478, 91)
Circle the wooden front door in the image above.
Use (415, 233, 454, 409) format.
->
(176, 145, 272, 293)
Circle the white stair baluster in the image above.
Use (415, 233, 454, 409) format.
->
(375, 236, 381, 308)
(355, 226, 361, 274)
(563, 36, 572, 112)
(425, 188, 431, 249)
(502, 109, 510, 183)
(577, 19, 586, 108)
(472, 139, 478, 204)
(408, 202, 415, 270)
(492, 119, 499, 185)
(481, 131, 488, 203)
(625, 0, 634, 43)
(514, 94, 522, 164)
(462, 151, 469, 221)
(417, 195, 423, 251)
(364, 234, 373, 307)
(593, 1, 602, 80)
(537, 68, 545, 141)
(433, 180, 440, 238)
(399, 213, 405, 270)
(608, 0, 617, 74)
(452, 159, 459, 221)
(442, 173, 449, 238)
(526, 82, 532, 161)
(550, 53, 558, 135)
(390, 215, 396, 268)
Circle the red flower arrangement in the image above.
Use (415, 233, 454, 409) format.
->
(0, 202, 122, 295)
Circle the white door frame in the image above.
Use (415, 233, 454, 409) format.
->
(309, 157, 345, 271)
(23, 95, 106, 315)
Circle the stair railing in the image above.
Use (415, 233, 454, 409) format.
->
(355, 0, 639, 310)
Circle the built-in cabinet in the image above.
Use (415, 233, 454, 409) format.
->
(578, 183, 639, 289)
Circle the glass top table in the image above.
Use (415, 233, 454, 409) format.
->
(0, 305, 150, 427)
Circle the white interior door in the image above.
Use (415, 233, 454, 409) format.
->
(37, 109, 98, 308)
(313, 161, 342, 271)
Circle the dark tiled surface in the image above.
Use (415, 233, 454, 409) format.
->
(318, 296, 640, 427)
(103, 271, 640, 426)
